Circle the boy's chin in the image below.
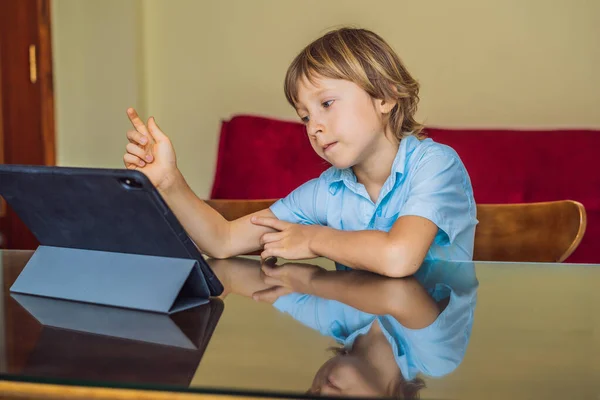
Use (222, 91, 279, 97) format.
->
(321, 154, 354, 170)
(329, 160, 355, 170)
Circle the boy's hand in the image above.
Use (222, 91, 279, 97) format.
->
(251, 285, 292, 303)
(252, 262, 325, 302)
(123, 108, 181, 192)
(250, 217, 320, 260)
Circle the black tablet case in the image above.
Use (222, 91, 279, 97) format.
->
(0, 165, 223, 313)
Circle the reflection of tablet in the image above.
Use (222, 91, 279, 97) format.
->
(12, 294, 224, 386)
(12, 293, 224, 349)
(0, 164, 223, 296)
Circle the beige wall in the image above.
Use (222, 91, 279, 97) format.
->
(51, 0, 144, 169)
(53, 0, 600, 197)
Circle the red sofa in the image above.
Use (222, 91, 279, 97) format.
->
(211, 114, 600, 264)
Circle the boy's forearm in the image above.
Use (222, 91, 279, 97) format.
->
(159, 172, 232, 258)
(310, 270, 440, 327)
(207, 257, 271, 299)
(309, 227, 416, 277)
(309, 270, 407, 315)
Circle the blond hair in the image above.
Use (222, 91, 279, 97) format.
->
(309, 346, 426, 399)
(284, 27, 424, 140)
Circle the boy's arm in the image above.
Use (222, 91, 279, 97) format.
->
(161, 173, 277, 259)
(311, 270, 440, 329)
(258, 264, 440, 329)
(206, 257, 287, 303)
(309, 216, 437, 278)
(254, 214, 436, 277)
(208, 258, 344, 337)
(124, 109, 277, 259)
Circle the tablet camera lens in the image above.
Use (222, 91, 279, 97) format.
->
(119, 177, 141, 189)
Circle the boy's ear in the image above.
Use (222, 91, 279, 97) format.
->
(377, 98, 397, 114)
(377, 83, 400, 115)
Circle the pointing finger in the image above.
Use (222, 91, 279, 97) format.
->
(127, 108, 150, 136)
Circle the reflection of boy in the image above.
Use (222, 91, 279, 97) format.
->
(259, 260, 478, 396)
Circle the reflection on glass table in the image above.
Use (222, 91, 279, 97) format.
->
(2, 275, 223, 388)
(209, 256, 477, 398)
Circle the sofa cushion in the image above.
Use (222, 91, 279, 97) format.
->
(211, 115, 326, 200)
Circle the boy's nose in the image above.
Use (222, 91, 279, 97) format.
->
(308, 121, 325, 137)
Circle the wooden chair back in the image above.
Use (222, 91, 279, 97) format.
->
(474, 200, 586, 262)
(204, 199, 277, 221)
(204, 199, 587, 263)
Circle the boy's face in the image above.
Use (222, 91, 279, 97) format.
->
(308, 353, 388, 396)
(294, 75, 395, 170)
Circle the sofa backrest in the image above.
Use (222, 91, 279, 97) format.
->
(210, 114, 600, 263)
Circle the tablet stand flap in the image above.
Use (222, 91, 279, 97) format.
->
(9, 246, 211, 314)
(11, 293, 199, 349)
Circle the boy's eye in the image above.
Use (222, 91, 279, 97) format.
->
(300, 116, 310, 124)
(322, 100, 334, 108)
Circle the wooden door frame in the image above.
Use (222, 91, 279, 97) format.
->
(37, 0, 56, 167)
(0, 0, 55, 167)
(0, 0, 56, 249)
(0, 33, 5, 219)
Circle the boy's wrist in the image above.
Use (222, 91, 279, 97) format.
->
(158, 168, 186, 196)
(308, 225, 325, 256)
(306, 268, 326, 296)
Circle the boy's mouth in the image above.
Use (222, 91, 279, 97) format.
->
(323, 142, 337, 152)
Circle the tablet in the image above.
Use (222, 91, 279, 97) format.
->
(0, 164, 223, 296)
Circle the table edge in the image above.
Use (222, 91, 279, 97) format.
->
(0, 380, 283, 400)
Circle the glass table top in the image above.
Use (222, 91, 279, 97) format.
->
(1, 250, 598, 399)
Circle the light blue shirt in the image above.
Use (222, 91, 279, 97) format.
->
(270, 135, 478, 266)
(273, 260, 479, 379)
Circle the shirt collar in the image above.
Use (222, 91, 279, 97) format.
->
(391, 134, 419, 176)
(340, 318, 416, 380)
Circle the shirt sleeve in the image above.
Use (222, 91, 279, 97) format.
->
(269, 176, 329, 225)
(398, 151, 475, 245)
(394, 282, 477, 377)
(272, 293, 370, 340)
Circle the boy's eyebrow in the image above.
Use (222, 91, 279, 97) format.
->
(295, 108, 307, 118)
(294, 104, 306, 113)
(311, 87, 334, 97)
(295, 87, 336, 111)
